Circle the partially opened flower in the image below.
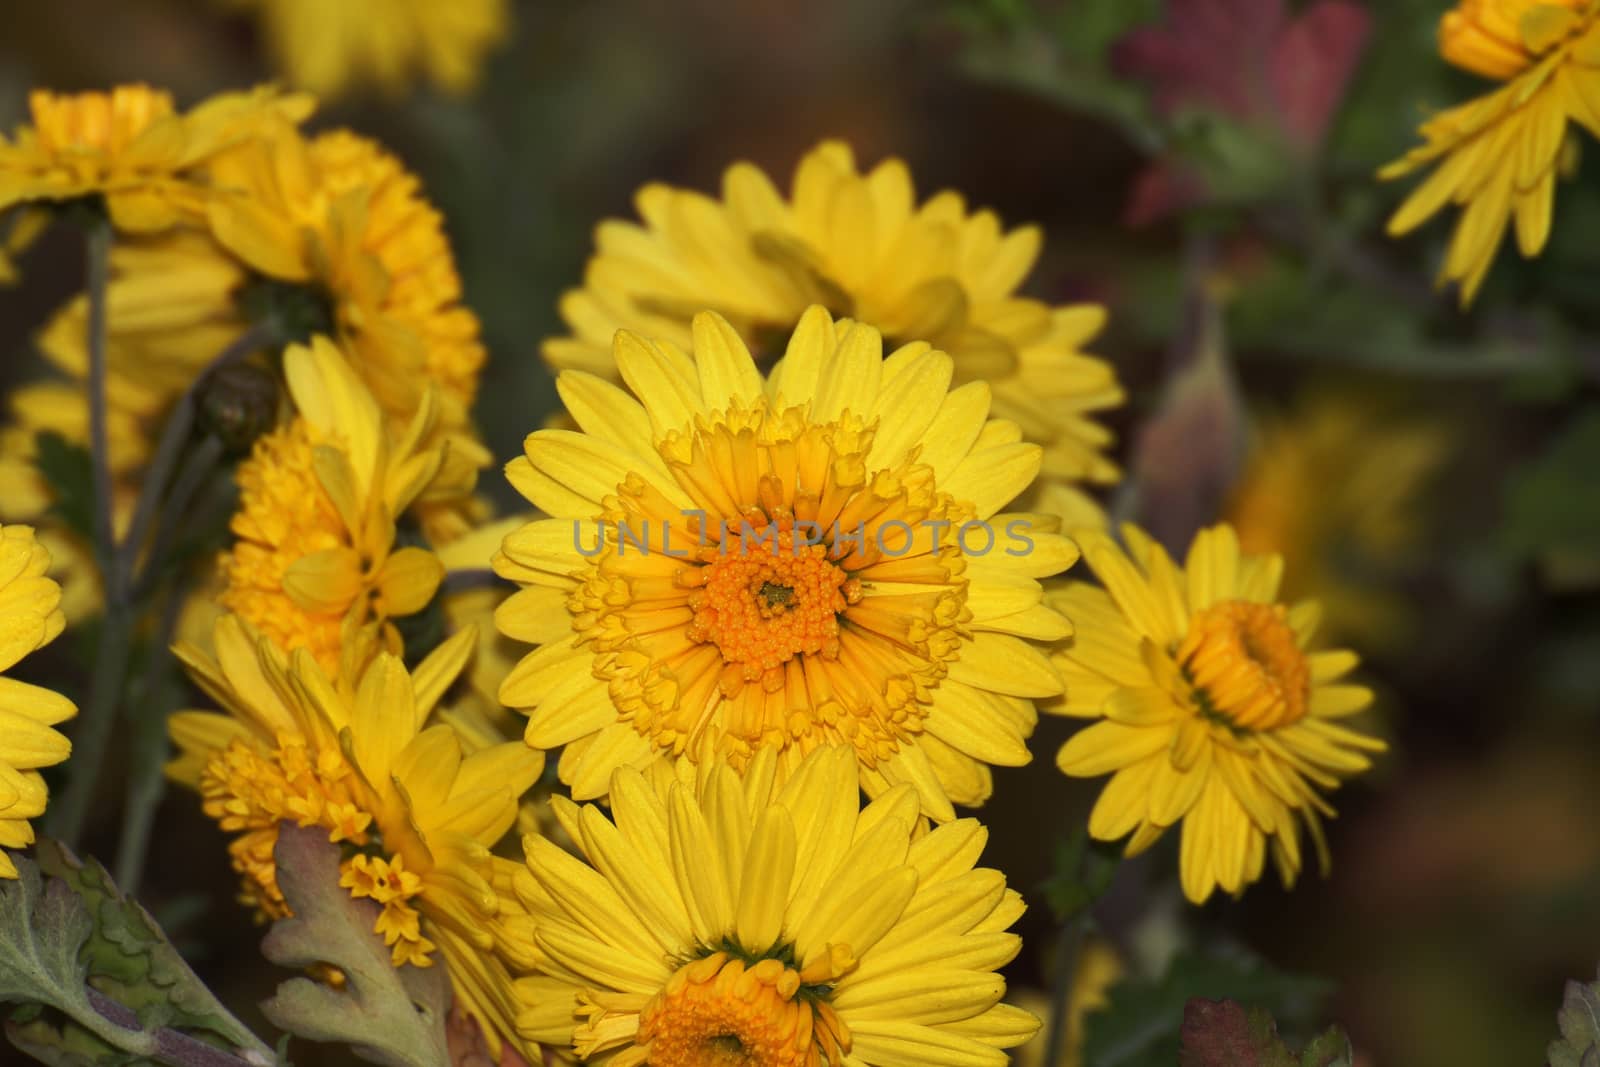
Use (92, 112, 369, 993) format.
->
(218, 0, 511, 100)
(544, 140, 1124, 507)
(0, 525, 76, 879)
(166, 619, 542, 1048)
(496, 306, 1076, 820)
(0, 84, 312, 233)
(205, 122, 491, 535)
(508, 745, 1037, 1066)
(1381, 0, 1600, 304)
(217, 335, 448, 676)
(1048, 523, 1384, 904)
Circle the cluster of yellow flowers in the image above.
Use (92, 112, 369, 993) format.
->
(0, 63, 1406, 1066)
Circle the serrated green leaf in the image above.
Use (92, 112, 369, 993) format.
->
(32, 431, 97, 544)
(1299, 1026, 1355, 1067)
(1550, 970, 1600, 1067)
(33, 840, 266, 1055)
(259, 824, 449, 1067)
(4, 1011, 138, 1067)
(1083, 946, 1332, 1067)
(0, 860, 96, 1015)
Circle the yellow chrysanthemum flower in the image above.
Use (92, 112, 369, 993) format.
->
(1047, 523, 1385, 904)
(205, 121, 491, 533)
(544, 140, 1124, 505)
(220, 0, 510, 100)
(0, 525, 76, 879)
(1226, 392, 1447, 646)
(0, 83, 312, 234)
(505, 745, 1037, 1066)
(166, 618, 541, 1047)
(1382, 0, 1600, 304)
(496, 306, 1077, 821)
(217, 335, 448, 677)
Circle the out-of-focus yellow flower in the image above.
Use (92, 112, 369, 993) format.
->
(1010, 942, 1125, 1067)
(0, 84, 312, 235)
(497, 306, 1077, 821)
(1382, 0, 1600, 304)
(206, 122, 490, 536)
(545, 139, 1124, 507)
(0, 525, 76, 879)
(1047, 523, 1384, 904)
(505, 745, 1037, 1066)
(167, 619, 540, 1050)
(220, 0, 510, 100)
(217, 336, 448, 677)
(1226, 393, 1448, 647)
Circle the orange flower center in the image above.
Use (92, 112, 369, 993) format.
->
(685, 518, 862, 686)
(634, 953, 850, 1067)
(1178, 600, 1310, 731)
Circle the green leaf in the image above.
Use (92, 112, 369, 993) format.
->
(0, 860, 97, 1017)
(4, 1011, 131, 1067)
(259, 824, 450, 1067)
(1042, 828, 1120, 923)
(33, 431, 97, 544)
(34, 840, 265, 1054)
(1084, 946, 1332, 1067)
(1178, 999, 1353, 1067)
(1549, 969, 1600, 1067)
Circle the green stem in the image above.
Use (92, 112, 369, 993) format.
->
(1043, 913, 1087, 1067)
(48, 220, 135, 849)
(113, 585, 185, 894)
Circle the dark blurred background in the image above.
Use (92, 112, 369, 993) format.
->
(3, 2, 1599, 1065)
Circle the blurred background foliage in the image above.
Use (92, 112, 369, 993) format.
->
(2, 1, 1598, 1065)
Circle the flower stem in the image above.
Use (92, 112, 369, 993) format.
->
(1044, 912, 1087, 1067)
(48, 219, 133, 849)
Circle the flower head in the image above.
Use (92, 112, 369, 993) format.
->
(205, 122, 490, 532)
(544, 140, 1123, 505)
(0, 525, 75, 879)
(167, 617, 542, 1044)
(497, 306, 1077, 820)
(217, 336, 448, 676)
(0, 84, 313, 232)
(1047, 523, 1384, 904)
(507, 745, 1037, 1066)
(1225, 391, 1447, 646)
(1381, 0, 1600, 303)
(222, 0, 511, 100)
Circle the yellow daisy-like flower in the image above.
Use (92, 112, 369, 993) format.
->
(0, 525, 76, 879)
(544, 140, 1124, 504)
(217, 335, 448, 677)
(1381, 0, 1600, 304)
(220, 0, 510, 100)
(0, 83, 312, 234)
(496, 306, 1077, 820)
(1225, 391, 1447, 646)
(206, 121, 491, 530)
(506, 745, 1037, 1066)
(1047, 523, 1385, 904)
(166, 619, 541, 1046)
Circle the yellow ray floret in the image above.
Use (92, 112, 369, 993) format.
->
(217, 336, 449, 676)
(0, 83, 312, 233)
(1382, 0, 1600, 304)
(544, 140, 1123, 504)
(504, 745, 1038, 1066)
(0, 525, 76, 879)
(166, 618, 541, 1049)
(219, 0, 510, 100)
(497, 306, 1078, 821)
(1046, 523, 1384, 905)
